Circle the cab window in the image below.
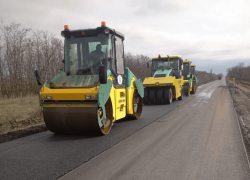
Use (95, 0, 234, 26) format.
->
(115, 36, 124, 74)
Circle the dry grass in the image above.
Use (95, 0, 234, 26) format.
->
(0, 96, 41, 126)
(239, 80, 250, 90)
(0, 95, 46, 142)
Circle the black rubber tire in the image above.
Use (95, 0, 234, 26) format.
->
(191, 84, 195, 94)
(163, 87, 172, 104)
(178, 87, 184, 100)
(149, 88, 156, 104)
(192, 85, 197, 94)
(183, 86, 190, 96)
(156, 87, 164, 104)
(143, 88, 149, 105)
(128, 89, 143, 120)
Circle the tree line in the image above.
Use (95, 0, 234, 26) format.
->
(227, 62, 250, 82)
(0, 21, 63, 98)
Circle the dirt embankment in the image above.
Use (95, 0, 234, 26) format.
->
(0, 96, 47, 143)
(0, 115, 46, 143)
(227, 79, 250, 158)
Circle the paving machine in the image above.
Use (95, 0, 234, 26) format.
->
(182, 60, 198, 95)
(191, 64, 198, 94)
(143, 55, 188, 105)
(182, 60, 193, 96)
(34, 22, 144, 135)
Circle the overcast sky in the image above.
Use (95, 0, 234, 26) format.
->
(1, 0, 250, 75)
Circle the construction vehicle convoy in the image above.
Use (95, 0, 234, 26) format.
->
(182, 60, 198, 96)
(143, 55, 188, 105)
(35, 22, 144, 135)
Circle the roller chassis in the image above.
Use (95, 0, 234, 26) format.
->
(143, 76, 187, 105)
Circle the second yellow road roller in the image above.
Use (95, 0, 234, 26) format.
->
(34, 22, 144, 135)
(143, 55, 188, 105)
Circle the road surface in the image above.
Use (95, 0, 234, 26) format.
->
(0, 79, 249, 180)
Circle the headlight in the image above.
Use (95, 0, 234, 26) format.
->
(46, 96, 53, 100)
(85, 95, 91, 100)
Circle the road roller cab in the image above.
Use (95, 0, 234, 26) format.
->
(143, 55, 188, 105)
(35, 22, 144, 135)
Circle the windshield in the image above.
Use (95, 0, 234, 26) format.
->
(64, 34, 112, 75)
(191, 66, 195, 74)
(182, 63, 190, 76)
(151, 58, 178, 76)
(152, 58, 178, 71)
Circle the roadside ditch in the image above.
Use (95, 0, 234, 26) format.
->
(227, 79, 250, 163)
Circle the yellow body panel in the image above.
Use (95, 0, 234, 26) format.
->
(40, 86, 99, 100)
(126, 76, 136, 115)
(143, 76, 188, 98)
(143, 76, 175, 86)
(114, 88, 126, 120)
(191, 64, 196, 67)
(43, 104, 97, 108)
(152, 55, 181, 59)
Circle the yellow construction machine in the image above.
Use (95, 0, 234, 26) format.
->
(182, 60, 198, 96)
(34, 22, 144, 135)
(182, 60, 193, 96)
(143, 55, 188, 105)
(191, 64, 198, 94)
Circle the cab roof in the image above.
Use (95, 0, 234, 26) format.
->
(183, 60, 192, 63)
(152, 55, 181, 60)
(61, 23, 125, 40)
(191, 64, 196, 67)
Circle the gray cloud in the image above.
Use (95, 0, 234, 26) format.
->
(130, 0, 184, 15)
(0, 0, 249, 75)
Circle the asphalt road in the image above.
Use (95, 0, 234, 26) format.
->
(1, 79, 249, 179)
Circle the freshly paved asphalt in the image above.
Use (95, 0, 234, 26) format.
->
(1, 79, 249, 180)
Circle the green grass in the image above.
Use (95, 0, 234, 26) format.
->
(0, 96, 41, 125)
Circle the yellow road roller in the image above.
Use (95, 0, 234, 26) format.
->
(143, 55, 188, 105)
(191, 64, 198, 94)
(34, 22, 144, 135)
(182, 59, 193, 96)
(182, 60, 198, 96)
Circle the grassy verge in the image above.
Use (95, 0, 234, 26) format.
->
(0, 96, 46, 143)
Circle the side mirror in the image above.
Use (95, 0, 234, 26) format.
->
(62, 59, 65, 64)
(99, 65, 107, 84)
(34, 70, 42, 85)
(147, 62, 150, 68)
